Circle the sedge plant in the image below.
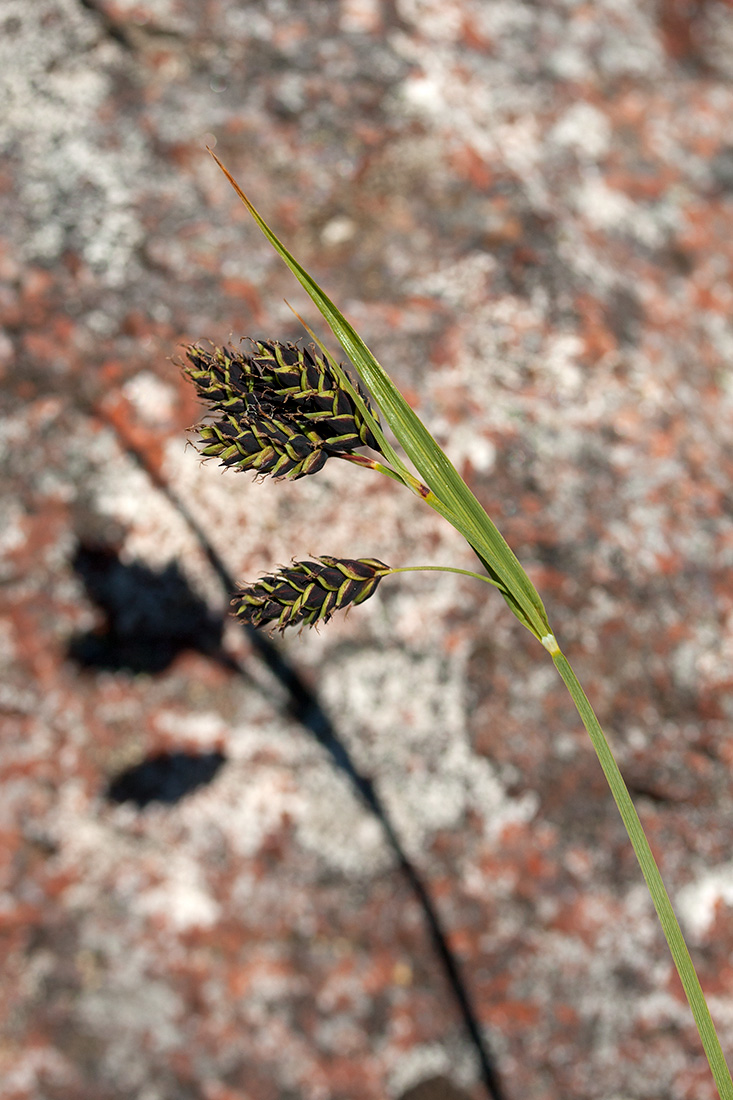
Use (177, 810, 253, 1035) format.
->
(181, 149, 733, 1097)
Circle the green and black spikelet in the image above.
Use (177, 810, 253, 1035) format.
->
(232, 557, 391, 631)
(183, 340, 381, 480)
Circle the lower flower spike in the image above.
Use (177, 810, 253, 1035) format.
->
(231, 557, 391, 632)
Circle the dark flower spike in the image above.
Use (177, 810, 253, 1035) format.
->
(197, 400, 328, 480)
(231, 557, 391, 632)
(183, 340, 382, 479)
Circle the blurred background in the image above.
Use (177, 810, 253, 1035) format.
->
(3, 1, 733, 1098)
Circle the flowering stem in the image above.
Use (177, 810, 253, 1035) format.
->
(336, 452, 407, 484)
(387, 564, 504, 590)
(337, 452, 453, 510)
(551, 645, 733, 1100)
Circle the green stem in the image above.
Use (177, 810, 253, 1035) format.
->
(335, 437, 448, 512)
(549, 639, 733, 1099)
(387, 563, 503, 590)
(336, 451, 407, 485)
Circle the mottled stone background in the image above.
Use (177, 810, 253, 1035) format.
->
(3, 1, 733, 1098)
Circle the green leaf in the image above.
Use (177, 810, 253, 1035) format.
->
(208, 150, 550, 639)
(553, 649, 733, 1100)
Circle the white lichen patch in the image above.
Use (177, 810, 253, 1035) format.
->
(550, 102, 612, 161)
(677, 863, 733, 940)
(122, 372, 178, 427)
(293, 767, 393, 876)
(339, 0, 382, 34)
(440, 425, 497, 475)
(204, 763, 303, 859)
(386, 1038, 478, 1097)
(0, 1046, 77, 1095)
(152, 709, 228, 748)
(77, 975, 184, 1083)
(408, 251, 497, 308)
(133, 853, 221, 931)
(321, 215, 357, 246)
(575, 177, 676, 249)
(396, 0, 465, 41)
(317, 645, 537, 858)
(2, 0, 142, 279)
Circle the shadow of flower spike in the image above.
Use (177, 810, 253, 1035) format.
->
(69, 543, 223, 674)
(107, 750, 226, 808)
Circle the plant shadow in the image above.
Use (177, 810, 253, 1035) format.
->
(68, 465, 506, 1100)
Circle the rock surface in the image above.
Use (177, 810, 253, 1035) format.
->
(3, 1, 733, 1098)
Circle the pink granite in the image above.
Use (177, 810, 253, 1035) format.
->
(2, 1, 733, 1098)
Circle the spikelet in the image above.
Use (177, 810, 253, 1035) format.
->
(183, 340, 381, 479)
(197, 398, 328, 480)
(231, 557, 391, 631)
